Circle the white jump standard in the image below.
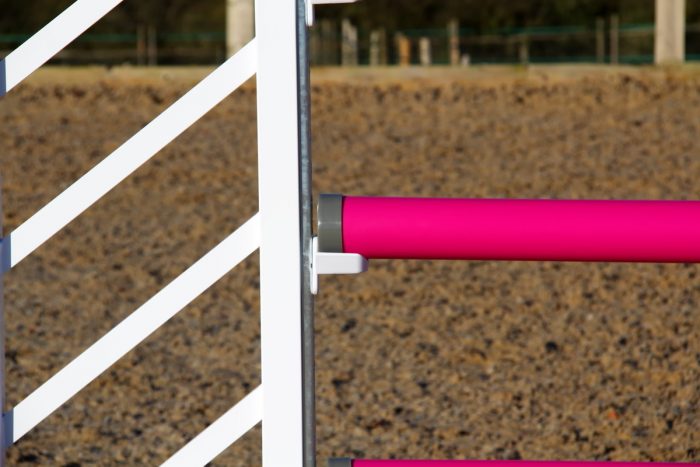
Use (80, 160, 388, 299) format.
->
(0, 1, 698, 467)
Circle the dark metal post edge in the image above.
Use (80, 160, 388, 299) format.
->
(296, 1, 316, 467)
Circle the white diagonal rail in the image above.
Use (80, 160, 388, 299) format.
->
(4, 215, 260, 445)
(0, 0, 124, 95)
(161, 385, 263, 467)
(6, 39, 257, 269)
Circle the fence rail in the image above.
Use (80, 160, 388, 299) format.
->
(4, 21, 700, 66)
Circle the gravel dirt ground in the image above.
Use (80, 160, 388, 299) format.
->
(0, 65, 698, 466)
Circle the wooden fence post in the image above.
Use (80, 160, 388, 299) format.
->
(341, 19, 358, 66)
(369, 29, 387, 66)
(419, 37, 432, 66)
(609, 14, 619, 64)
(395, 33, 411, 66)
(655, 0, 686, 64)
(448, 19, 460, 65)
(596, 17, 605, 63)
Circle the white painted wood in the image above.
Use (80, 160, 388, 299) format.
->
(7, 40, 257, 269)
(161, 386, 263, 467)
(0, 0, 123, 94)
(255, 1, 305, 465)
(5, 215, 260, 445)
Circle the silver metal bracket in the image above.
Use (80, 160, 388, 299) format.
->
(310, 236, 368, 294)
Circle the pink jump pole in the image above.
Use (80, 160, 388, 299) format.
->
(321, 196, 700, 467)
(317, 194, 700, 263)
(329, 461, 696, 467)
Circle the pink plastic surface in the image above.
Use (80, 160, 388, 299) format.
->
(341, 197, 700, 262)
(353, 462, 694, 467)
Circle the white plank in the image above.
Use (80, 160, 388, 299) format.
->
(161, 386, 263, 467)
(7, 39, 257, 269)
(1, 0, 124, 94)
(255, 1, 305, 466)
(4, 214, 260, 446)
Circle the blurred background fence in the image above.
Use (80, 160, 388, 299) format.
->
(0, 29, 228, 66)
(2, 19, 700, 66)
(312, 20, 700, 66)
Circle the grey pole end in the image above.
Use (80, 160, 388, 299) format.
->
(318, 193, 344, 253)
(328, 458, 353, 467)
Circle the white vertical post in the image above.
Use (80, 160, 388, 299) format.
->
(655, 0, 686, 64)
(255, 1, 308, 466)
